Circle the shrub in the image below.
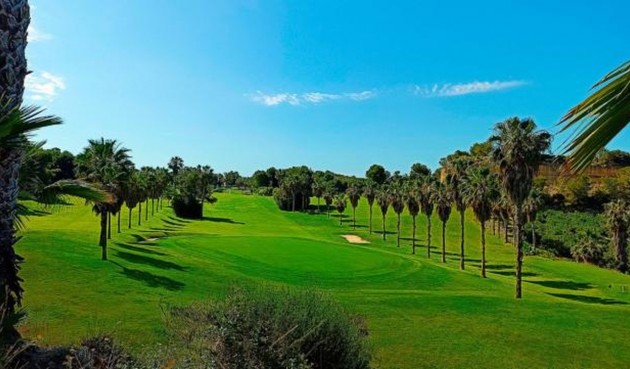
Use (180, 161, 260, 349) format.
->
(570, 235, 608, 266)
(172, 195, 203, 219)
(163, 286, 371, 369)
(257, 186, 274, 196)
(533, 210, 606, 258)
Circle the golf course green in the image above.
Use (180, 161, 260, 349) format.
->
(17, 192, 630, 368)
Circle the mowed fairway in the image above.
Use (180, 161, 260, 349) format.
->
(18, 192, 630, 368)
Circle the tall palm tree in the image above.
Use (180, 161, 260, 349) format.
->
(390, 186, 405, 247)
(433, 182, 452, 263)
(76, 138, 132, 261)
(168, 156, 184, 179)
(363, 180, 377, 234)
(605, 200, 629, 273)
(446, 158, 469, 269)
(558, 60, 630, 173)
(463, 166, 499, 278)
(523, 189, 543, 250)
(323, 186, 334, 218)
(346, 185, 361, 229)
(334, 194, 347, 226)
(418, 176, 435, 258)
(376, 188, 390, 241)
(405, 182, 420, 254)
(491, 117, 551, 298)
(124, 171, 141, 229)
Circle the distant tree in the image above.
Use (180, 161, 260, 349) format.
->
(266, 167, 279, 188)
(312, 179, 324, 213)
(571, 233, 606, 265)
(463, 166, 499, 278)
(223, 171, 242, 187)
(418, 176, 436, 258)
(390, 186, 405, 247)
(433, 182, 452, 263)
(523, 189, 543, 250)
(405, 182, 420, 254)
(363, 181, 377, 234)
(323, 187, 334, 218)
(605, 200, 629, 273)
(251, 170, 271, 188)
(124, 171, 142, 229)
(410, 163, 431, 180)
(334, 194, 347, 226)
(366, 164, 388, 185)
(346, 185, 361, 229)
(376, 189, 391, 241)
(445, 157, 470, 269)
(469, 140, 493, 159)
(491, 117, 552, 298)
(168, 156, 184, 179)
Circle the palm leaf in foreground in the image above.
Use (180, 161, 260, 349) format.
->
(558, 60, 630, 173)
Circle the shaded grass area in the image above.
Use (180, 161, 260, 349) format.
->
(16, 194, 630, 369)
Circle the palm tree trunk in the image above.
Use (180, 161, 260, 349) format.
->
(382, 214, 386, 241)
(0, 0, 30, 319)
(441, 220, 446, 263)
(459, 210, 465, 270)
(117, 211, 121, 233)
(339, 212, 342, 226)
(427, 215, 432, 258)
(151, 198, 155, 216)
(504, 219, 509, 243)
(412, 215, 416, 254)
(0, 149, 24, 317)
(369, 205, 373, 234)
(481, 220, 486, 278)
(292, 193, 296, 212)
(108, 212, 112, 239)
(138, 202, 142, 226)
(530, 215, 537, 250)
(317, 197, 320, 213)
(145, 199, 149, 221)
(515, 205, 524, 299)
(100, 212, 108, 260)
(128, 207, 132, 229)
(396, 213, 401, 247)
(353, 207, 356, 230)
(616, 228, 629, 273)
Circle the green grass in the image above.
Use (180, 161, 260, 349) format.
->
(17, 193, 630, 368)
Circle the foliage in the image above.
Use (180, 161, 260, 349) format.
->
(531, 210, 606, 257)
(559, 60, 630, 172)
(365, 164, 388, 185)
(163, 286, 371, 369)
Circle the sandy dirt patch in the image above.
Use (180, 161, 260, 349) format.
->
(141, 237, 160, 243)
(341, 235, 370, 244)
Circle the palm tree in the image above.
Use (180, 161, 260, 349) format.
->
(523, 189, 543, 250)
(376, 188, 390, 241)
(168, 156, 184, 179)
(124, 171, 141, 229)
(390, 186, 405, 247)
(558, 60, 630, 173)
(605, 200, 629, 273)
(445, 158, 469, 269)
(491, 117, 551, 298)
(346, 185, 361, 229)
(312, 180, 324, 213)
(405, 182, 420, 254)
(334, 194, 347, 226)
(433, 182, 452, 263)
(76, 138, 132, 260)
(323, 186, 334, 218)
(418, 176, 435, 258)
(463, 166, 499, 278)
(363, 180, 377, 234)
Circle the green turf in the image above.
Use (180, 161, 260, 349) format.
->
(17, 193, 630, 368)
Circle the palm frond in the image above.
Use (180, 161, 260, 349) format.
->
(0, 106, 62, 147)
(558, 60, 630, 173)
(39, 180, 112, 205)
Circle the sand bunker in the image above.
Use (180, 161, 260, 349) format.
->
(342, 235, 370, 244)
(141, 237, 160, 243)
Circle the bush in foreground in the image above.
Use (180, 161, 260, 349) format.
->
(162, 286, 371, 369)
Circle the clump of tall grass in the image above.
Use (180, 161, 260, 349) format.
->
(161, 285, 372, 369)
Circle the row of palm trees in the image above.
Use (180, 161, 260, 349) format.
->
(329, 117, 551, 299)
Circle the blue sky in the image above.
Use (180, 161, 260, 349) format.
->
(26, 0, 628, 176)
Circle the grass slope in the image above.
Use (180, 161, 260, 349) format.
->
(17, 193, 630, 368)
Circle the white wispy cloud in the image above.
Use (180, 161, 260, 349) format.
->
(25, 71, 66, 102)
(27, 24, 52, 42)
(248, 90, 377, 106)
(414, 80, 527, 97)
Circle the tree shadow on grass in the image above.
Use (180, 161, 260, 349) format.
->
(528, 280, 593, 291)
(111, 262, 184, 291)
(20, 208, 51, 217)
(547, 293, 627, 305)
(201, 216, 245, 225)
(115, 242, 166, 256)
(167, 216, 191, 224)
(114, 251, 187, 271)
(162, 219, 186, 228)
